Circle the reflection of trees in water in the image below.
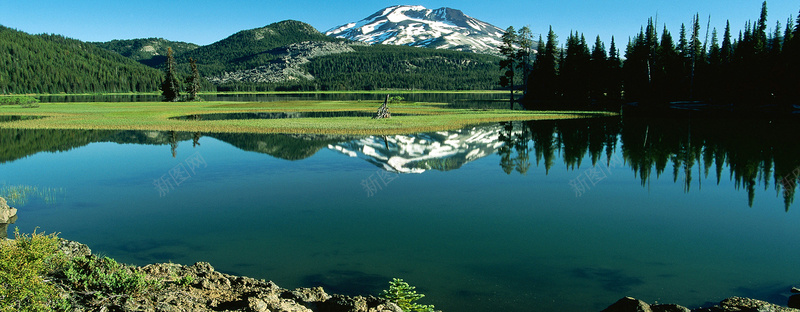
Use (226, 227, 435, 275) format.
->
(499, 118, 620, 175)
(511, 116, 800, 210)
(621, 117, 800, 210)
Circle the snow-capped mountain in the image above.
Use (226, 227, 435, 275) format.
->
(328, 123, 506, 173)
(325, 5, 505, 54)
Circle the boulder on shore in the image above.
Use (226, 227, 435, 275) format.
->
(602, 296, 799, 312)
(0, 197, 18, 239)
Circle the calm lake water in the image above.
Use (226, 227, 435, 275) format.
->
(1, 115, 799, 311)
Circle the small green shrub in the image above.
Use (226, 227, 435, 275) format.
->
(62, 255, 161, 298)
(0, 96, 40, 106)
(174, 275, 194, 288)
(389, 96, 405, 104)
(0, 228, 69, 312)
(379, 278, 435, 312)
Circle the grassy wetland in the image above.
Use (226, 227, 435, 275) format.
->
(0, 98, 614, 135)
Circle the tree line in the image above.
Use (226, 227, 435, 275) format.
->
(216, 45, 502, 92)
(501, 1, 800, 111)
(0, 26, 163, 94)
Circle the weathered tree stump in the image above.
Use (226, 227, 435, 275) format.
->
(373, 94, 391, 119)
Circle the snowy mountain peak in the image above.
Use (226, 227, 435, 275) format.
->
(325, 5, 505, 54)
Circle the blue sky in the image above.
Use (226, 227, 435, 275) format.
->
(1, 1, 797, 47)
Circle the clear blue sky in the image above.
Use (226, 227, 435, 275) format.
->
(1, 0, 797, 48)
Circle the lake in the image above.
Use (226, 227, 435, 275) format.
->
(1, 115, 799, 311)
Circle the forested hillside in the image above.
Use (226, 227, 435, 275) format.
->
(92, 38, 199, 67)
(180, 20, 342, 76)
(214, 44, 501, 91)
(0, 26, 163, 94)
(305, 45, 501, 91)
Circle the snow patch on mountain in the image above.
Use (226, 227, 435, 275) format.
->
(325, 5, 505, 54)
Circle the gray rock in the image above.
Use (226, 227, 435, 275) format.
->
(57, 239, 91, 258)
(292, 286, 332, 302)
(0, 197, 17, 222)
(0, 197, 18, 239)
(652, 303, 691, 312)
(717, 296, 797, 312)
(601, 297, 653, 312)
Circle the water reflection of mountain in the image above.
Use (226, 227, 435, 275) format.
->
(0, 128, 355, 162)
(329, 124, 506, 173)
(207, 133, 358, 160)
(3, 115, 799, 209)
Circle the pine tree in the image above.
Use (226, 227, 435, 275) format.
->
(499, 26, 517, 109)
(754, 1, 769, 55)
(529, 26, 559, 104)
(161, 47, 181, 102)
(184, 57, 200, 101)
(607, 36, 622, 100)
(590, 35, 608, 99)
(517, 26, 534, 98)
(721, 21, 733, 64)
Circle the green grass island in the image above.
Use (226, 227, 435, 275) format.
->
(0, 93, 615, 135)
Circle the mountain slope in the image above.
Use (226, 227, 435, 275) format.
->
(0, 26, 163, 94)
(325, 5, 505, 54)
(181, 20, 343, 76)
(93, 38, 199, 67)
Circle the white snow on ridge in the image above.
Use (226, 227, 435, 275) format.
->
(325, 5, 506, 54)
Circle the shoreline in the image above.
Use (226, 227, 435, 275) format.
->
(47, 240, 800, 312)
(2, 233, 798, 311)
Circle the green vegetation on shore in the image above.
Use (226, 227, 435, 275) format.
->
(0, 100, 611, 135)
(0, 229, 68, 311)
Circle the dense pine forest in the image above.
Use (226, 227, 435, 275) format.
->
(307, 45, 499, 91)
(216, 44, 501, 91)
(0, 26, 163, 94)
(514, 1, 800, 110)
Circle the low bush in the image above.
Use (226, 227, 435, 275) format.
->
(0, 228, 69, 311)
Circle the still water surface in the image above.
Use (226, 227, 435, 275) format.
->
(1, 117, 798, 311)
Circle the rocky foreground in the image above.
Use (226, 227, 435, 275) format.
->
(601, 296, 799, 312)
(57, 239, 800, 312)
(56, 240, 404, 312)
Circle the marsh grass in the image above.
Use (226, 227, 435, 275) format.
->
(0, 185, 66, 206)
(0, 100, 614, 135)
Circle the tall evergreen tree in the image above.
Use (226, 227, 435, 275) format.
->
(607, 36, 623, 100)
(529, 26, 559, 104)
(689, 14, 705, 98)
(499, 26, 517, 109)
(184, 57, 200, 101)
(590, 35, 608, 99)
(721, 21, 733, 64)
(161, 47, 181, 102)
(517, 26, 534, 98)
(754, 1, 769, 55)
